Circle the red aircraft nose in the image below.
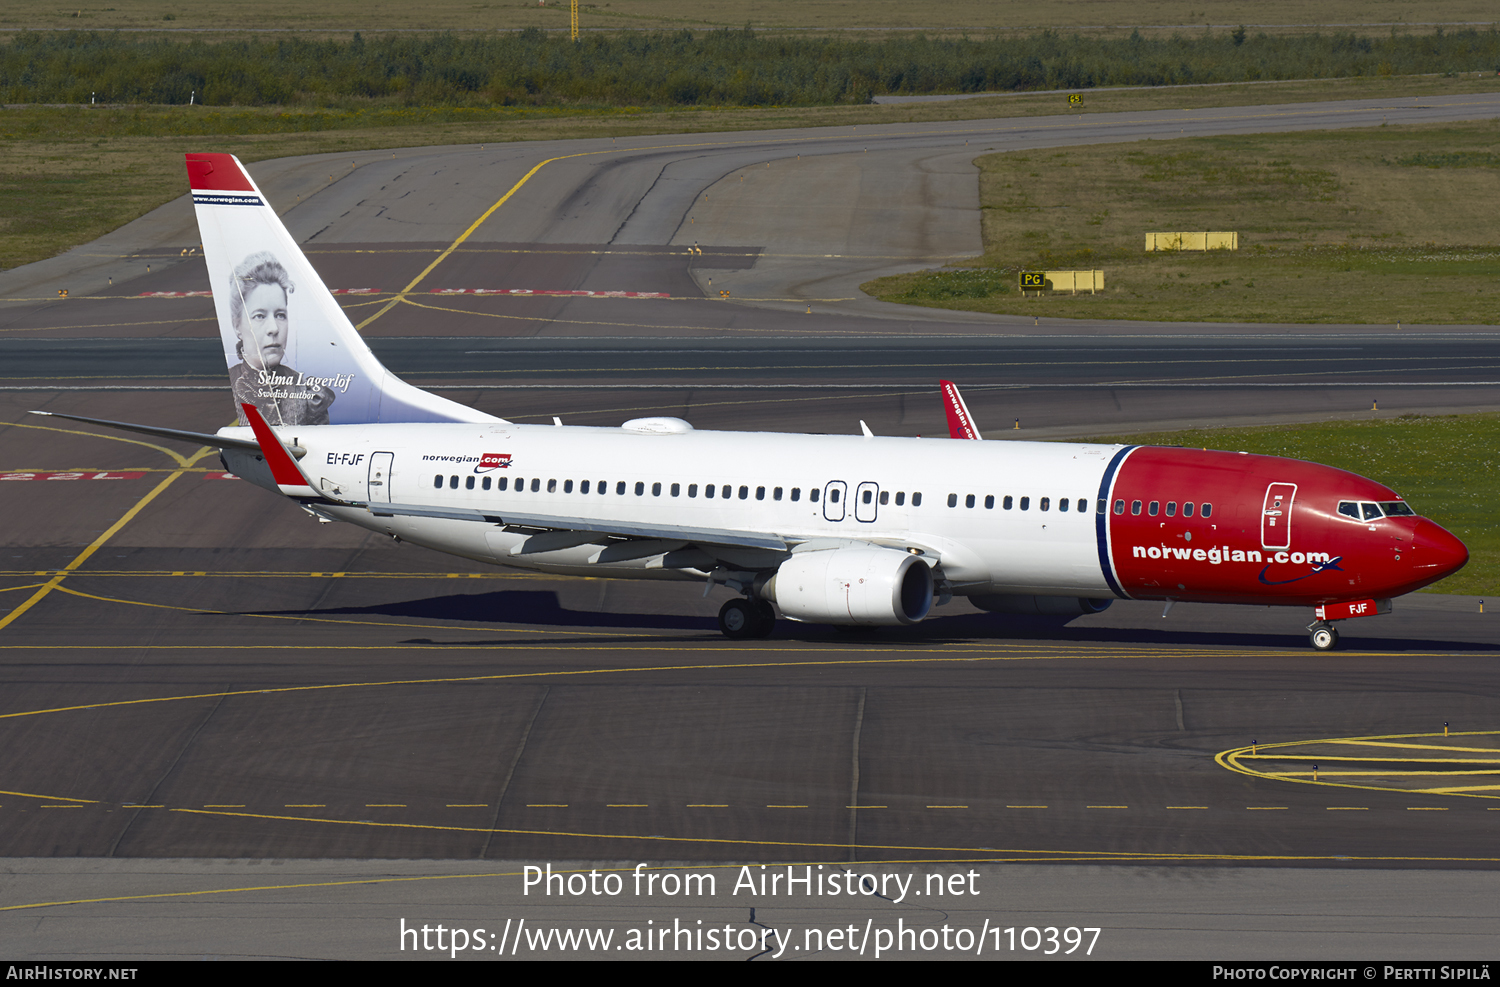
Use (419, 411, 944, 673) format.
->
(1411, 520, 1469, 580)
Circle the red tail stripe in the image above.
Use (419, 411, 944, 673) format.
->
(185, 153, 255, 192)
(239, 404, 308, 487)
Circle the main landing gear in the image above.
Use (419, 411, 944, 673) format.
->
(719, 598, 776, 639)
(1307, 622, 1339, 651)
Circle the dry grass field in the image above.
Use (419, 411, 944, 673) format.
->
(866, 116, 1500, 325)
(3, 0, 1497, 34)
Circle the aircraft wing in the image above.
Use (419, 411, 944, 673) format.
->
(364, 501, 791, 553)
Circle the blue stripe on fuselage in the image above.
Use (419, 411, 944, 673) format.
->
(1095, 446, 1136, 599)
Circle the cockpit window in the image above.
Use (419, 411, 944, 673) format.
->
(1380, 501, 1416, 517)
(1337, 501, 1360, 520)
(1361, 503, 1383, 521)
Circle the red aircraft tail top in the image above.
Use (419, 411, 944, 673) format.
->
(940, 380, 982, 440)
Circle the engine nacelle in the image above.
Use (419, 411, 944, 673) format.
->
(764, 546, 934, 625)
(969, 594, 1114, 616)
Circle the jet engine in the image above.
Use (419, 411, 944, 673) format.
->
(762, 546, 934, 625)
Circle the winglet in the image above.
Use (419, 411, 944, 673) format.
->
(240, 403, 321, 498)
(940, 380, 982, 440)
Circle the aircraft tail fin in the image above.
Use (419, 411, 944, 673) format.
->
(186, 153, 501, 428)
(939, 380, 982, 440)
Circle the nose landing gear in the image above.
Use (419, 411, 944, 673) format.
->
(1308, 622, 1339, 651)
(1307, 598, 1391, 650)
(719, 597, 776, 639)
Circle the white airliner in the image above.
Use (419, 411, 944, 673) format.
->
(36, 154, 1469, 648)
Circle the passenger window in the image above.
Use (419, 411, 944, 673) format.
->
(563, 480, 573, 494)
(1165, 502, 1175, 517)
(879, 491, 888, 505)
(792, 488, 801, 502)
(1362, 502, 1382, 520)
(776, 487, 784, 501)
(598, 480, 607, 495)
(482, 477, 491, 491)
(947, 493, 958, 508)
(810, 488, 819, 503)
(1003, 495, 1013, 510)
(450, 475, 459, 489)
(704, 484, 715, 499)
(1131, 500, 1141, 515)
(1058, 498, 1068, 512)
(895, 491, 904, 506)
(1040, 497, 1050, 511)
(652, 482, 661, 496)
(1201, 503, 1212, 518)
(531, 478, 541, 493)
(1098, 499, 1107, 514)
(984, 494, 994, 509)
(1148, 501, 1159, 516)
(1078, 499, 1088, 513)
(513, 477, 524, 492)
(757, 486, 766, 501)
(671, 483, 680, 497)
(498, 477, 509, 491)
(635, 481, 645, 496)
(1020, 497, 1030, 511)
(912, 492, 922, 507)
(547, 479, 556, 493)
(433, 475, 442, 489)
(1338, 501, 1360, 519)
(965, 494, 975, 508)
(689, 484, 698, 497)
(580, 480, 590, 494)
(739, 485, 749, 500)
(861, 489, 871, 504)
(1182, 502, 1193, 517)
(721, 485, 731, 499)
(616, 481, 626, 495)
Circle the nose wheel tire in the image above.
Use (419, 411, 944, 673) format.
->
(1309, 624, 1339, 651)
(719, 598, 776, 639)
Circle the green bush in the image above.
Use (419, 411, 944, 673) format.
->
(892, 269, 1013, 300)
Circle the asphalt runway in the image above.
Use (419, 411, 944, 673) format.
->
(3, 93, 1500, 960)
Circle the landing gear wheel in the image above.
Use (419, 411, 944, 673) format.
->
(1309, 624, 1339, 651)
(719, 598, 758, 639)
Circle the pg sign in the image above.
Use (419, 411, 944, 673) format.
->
(1020, 271, 1047, 290)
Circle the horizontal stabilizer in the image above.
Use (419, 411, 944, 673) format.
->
(29, 410, 261, 453)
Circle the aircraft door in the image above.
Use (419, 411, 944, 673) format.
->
(854, 481, 879, 522)
(823, 480, 848, 522)
(1261, 482, 1296, 550)
(368, 451, 394, 503)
